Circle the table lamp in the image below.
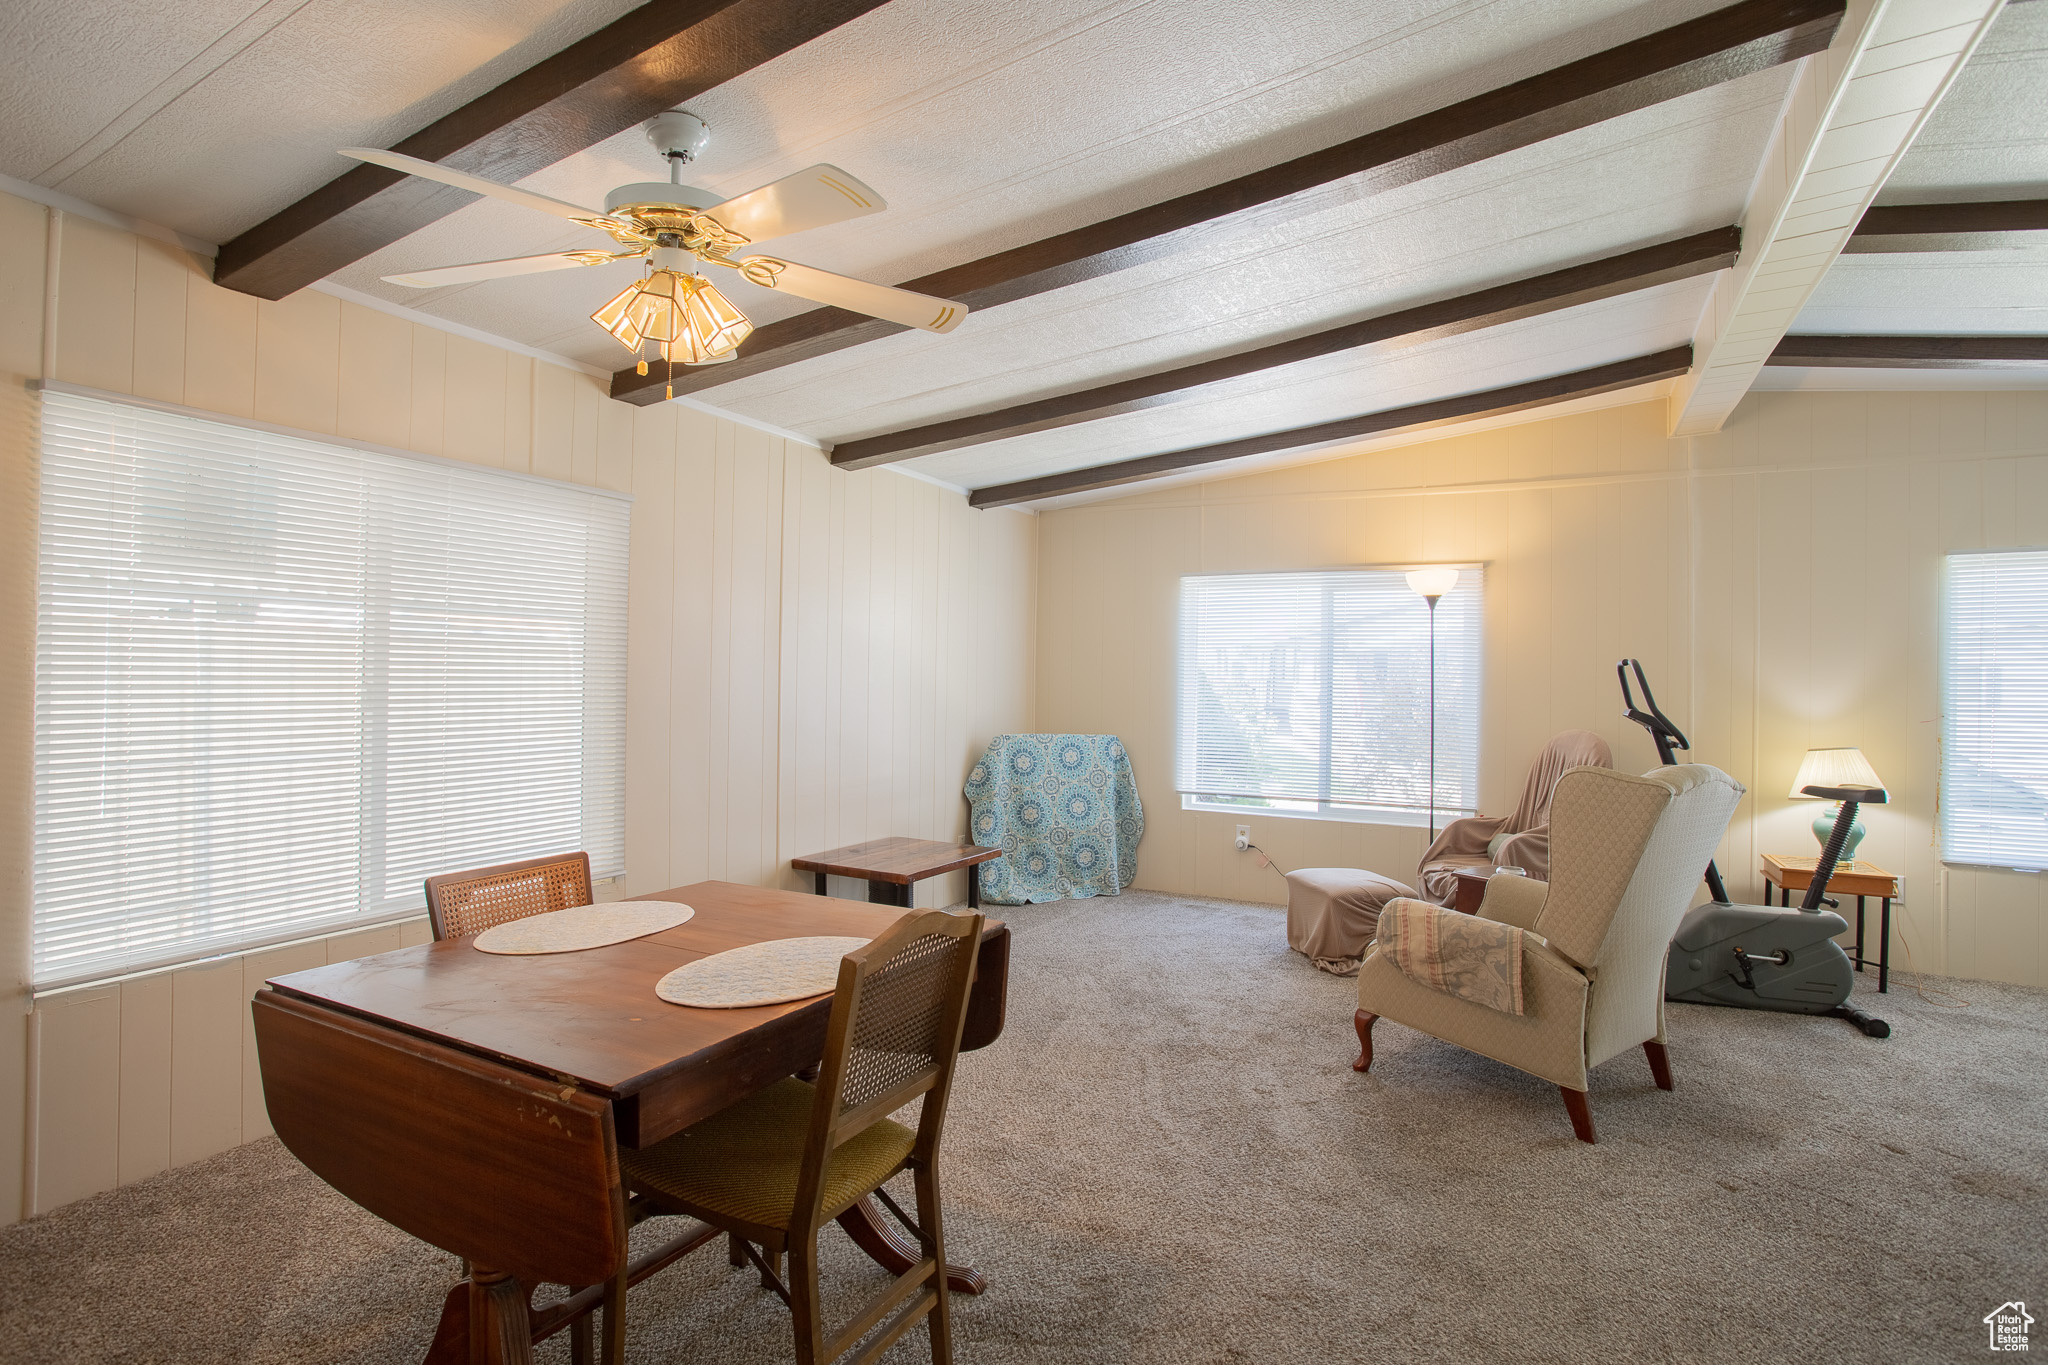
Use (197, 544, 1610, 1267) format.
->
(1789, 746, 1883, 861)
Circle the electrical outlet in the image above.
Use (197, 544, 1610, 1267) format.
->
(1235, 825, 1250, 851)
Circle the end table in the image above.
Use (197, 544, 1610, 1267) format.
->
(792, 837, 1003, 909)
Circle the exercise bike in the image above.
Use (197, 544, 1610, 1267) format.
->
(1618, 660, 1890, 1038)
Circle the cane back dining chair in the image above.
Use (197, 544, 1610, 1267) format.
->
(253, 989, 716, 1365)
(620, 908, 986, 1365)
(424, 850, 592, 941)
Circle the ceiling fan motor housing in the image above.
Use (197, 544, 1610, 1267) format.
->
(604, 182, 725, 217)
(647, 109, 711, 162)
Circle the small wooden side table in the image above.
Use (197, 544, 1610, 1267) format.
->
(792, 837, 1003, 909)
(1759, 854, 1898, 993)
(1450, 869, 1492, 915)
(1447, 868, 1538, 915)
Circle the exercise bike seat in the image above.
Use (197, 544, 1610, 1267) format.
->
(1802, 782, 1886, 804)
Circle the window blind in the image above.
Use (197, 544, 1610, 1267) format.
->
(1176, 568, 1482, 817)
(1942, 549, 2048, 871)
(33, 390, 629, 988)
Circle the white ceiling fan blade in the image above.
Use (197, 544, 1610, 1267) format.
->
(381, 250, 639, 289)
(340, 148, 611, 225)
(739, 257, 965, 333)
(699, 165, 886, 243)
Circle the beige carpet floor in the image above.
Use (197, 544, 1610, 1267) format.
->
(3, 890, 2044, 1364)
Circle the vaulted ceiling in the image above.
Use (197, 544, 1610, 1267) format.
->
(4, 0, 2043, 507)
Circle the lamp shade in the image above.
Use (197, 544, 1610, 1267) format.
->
(591, 270, 752, 364)
(1789, 746, 1883, 798)
(1405, 567, 1460, 599)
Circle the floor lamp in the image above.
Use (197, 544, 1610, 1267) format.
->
(1406, 567, 1460, 842)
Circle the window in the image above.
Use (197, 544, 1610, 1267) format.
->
(33, 389, 629, 988)
(1942, 549, 2048, 871)
(1176, 567, 1482, 824)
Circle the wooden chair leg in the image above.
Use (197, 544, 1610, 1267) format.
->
(916, 1164, 955, 1365)
(569, 1312, 593, 1365)
(1643, 1039, 1675, 1091)
(1352, 1010, 1378, 1072)
(1559, 1087, 1597, 1144)
(599, 1267, 625, 1365)
(787, 1237, 826, 1365)
(727, 1232, 747, 1267)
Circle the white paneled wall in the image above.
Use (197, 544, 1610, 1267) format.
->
(30, 918, 430, 1215)
(0, 193, 1037, 1222)
(1038, 391, 2048, 991)
(1038, 402, 1693, 908)
(1690, 390, 2048, 990)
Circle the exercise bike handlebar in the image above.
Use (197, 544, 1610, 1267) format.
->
(1617, 658, 1731, 905)
(1617, 659, 1689, 766)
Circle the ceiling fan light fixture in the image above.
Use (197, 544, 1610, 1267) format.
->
(591, 270, 752, 364)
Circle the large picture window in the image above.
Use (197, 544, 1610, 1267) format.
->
(32, 389, 629, 988)
(1176, 567, 1482, 823)
(1942, 549, 2048, 871)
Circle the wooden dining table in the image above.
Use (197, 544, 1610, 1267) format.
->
(260, 880, 1010, 1363)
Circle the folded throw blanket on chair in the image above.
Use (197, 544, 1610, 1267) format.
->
(1375, 897, 1526, 1015)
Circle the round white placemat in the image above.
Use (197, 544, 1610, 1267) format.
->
(655, 935, 871, 1008)
(471, 901, 695, 955)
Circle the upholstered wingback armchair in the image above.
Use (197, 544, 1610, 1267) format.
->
(1352, 764, 1743, 1143)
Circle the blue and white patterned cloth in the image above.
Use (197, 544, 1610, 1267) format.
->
(965, 734, 1143, 904)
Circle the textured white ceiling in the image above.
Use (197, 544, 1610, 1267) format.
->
(1018, 377, 1683, 510)
(0, 0, 648, 243)
(314, 0, 1793, 498)
(1793, 244, 2048, 335)
(905, 275, 1712, 488)
(327, 0, 1748, 362)
(1782, 2, 2048, 349)
(1753, 366, 2048, 391)
(1878, 0, 2048, 203)
(2, 0, 2041, 502)
(707, 72, 1784, 443)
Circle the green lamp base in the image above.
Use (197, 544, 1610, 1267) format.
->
(1813, 804, 1866, 862)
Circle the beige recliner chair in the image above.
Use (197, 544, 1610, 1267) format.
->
(1351, 763, 1743, 1143)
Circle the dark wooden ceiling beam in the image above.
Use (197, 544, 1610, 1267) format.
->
(1766, 335, 2048, 367)
(214, 0, 892, 299)
(830, 227, 1738, 469)
(1843, 198, 2048, 253)
(618, 0, 1842, 404)
(967, 347, 1693, 508)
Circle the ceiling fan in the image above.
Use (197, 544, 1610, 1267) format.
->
(344, 111, 968, 398)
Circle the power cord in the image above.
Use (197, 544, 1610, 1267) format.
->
(1890, 924, 1972, 1009)
(1244, 841, 1287, 878)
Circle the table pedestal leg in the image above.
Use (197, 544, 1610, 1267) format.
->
(421, 1269, 534, 1365)
(422, 1283, 468, 1365)
(837, 1195, 987, 1296)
